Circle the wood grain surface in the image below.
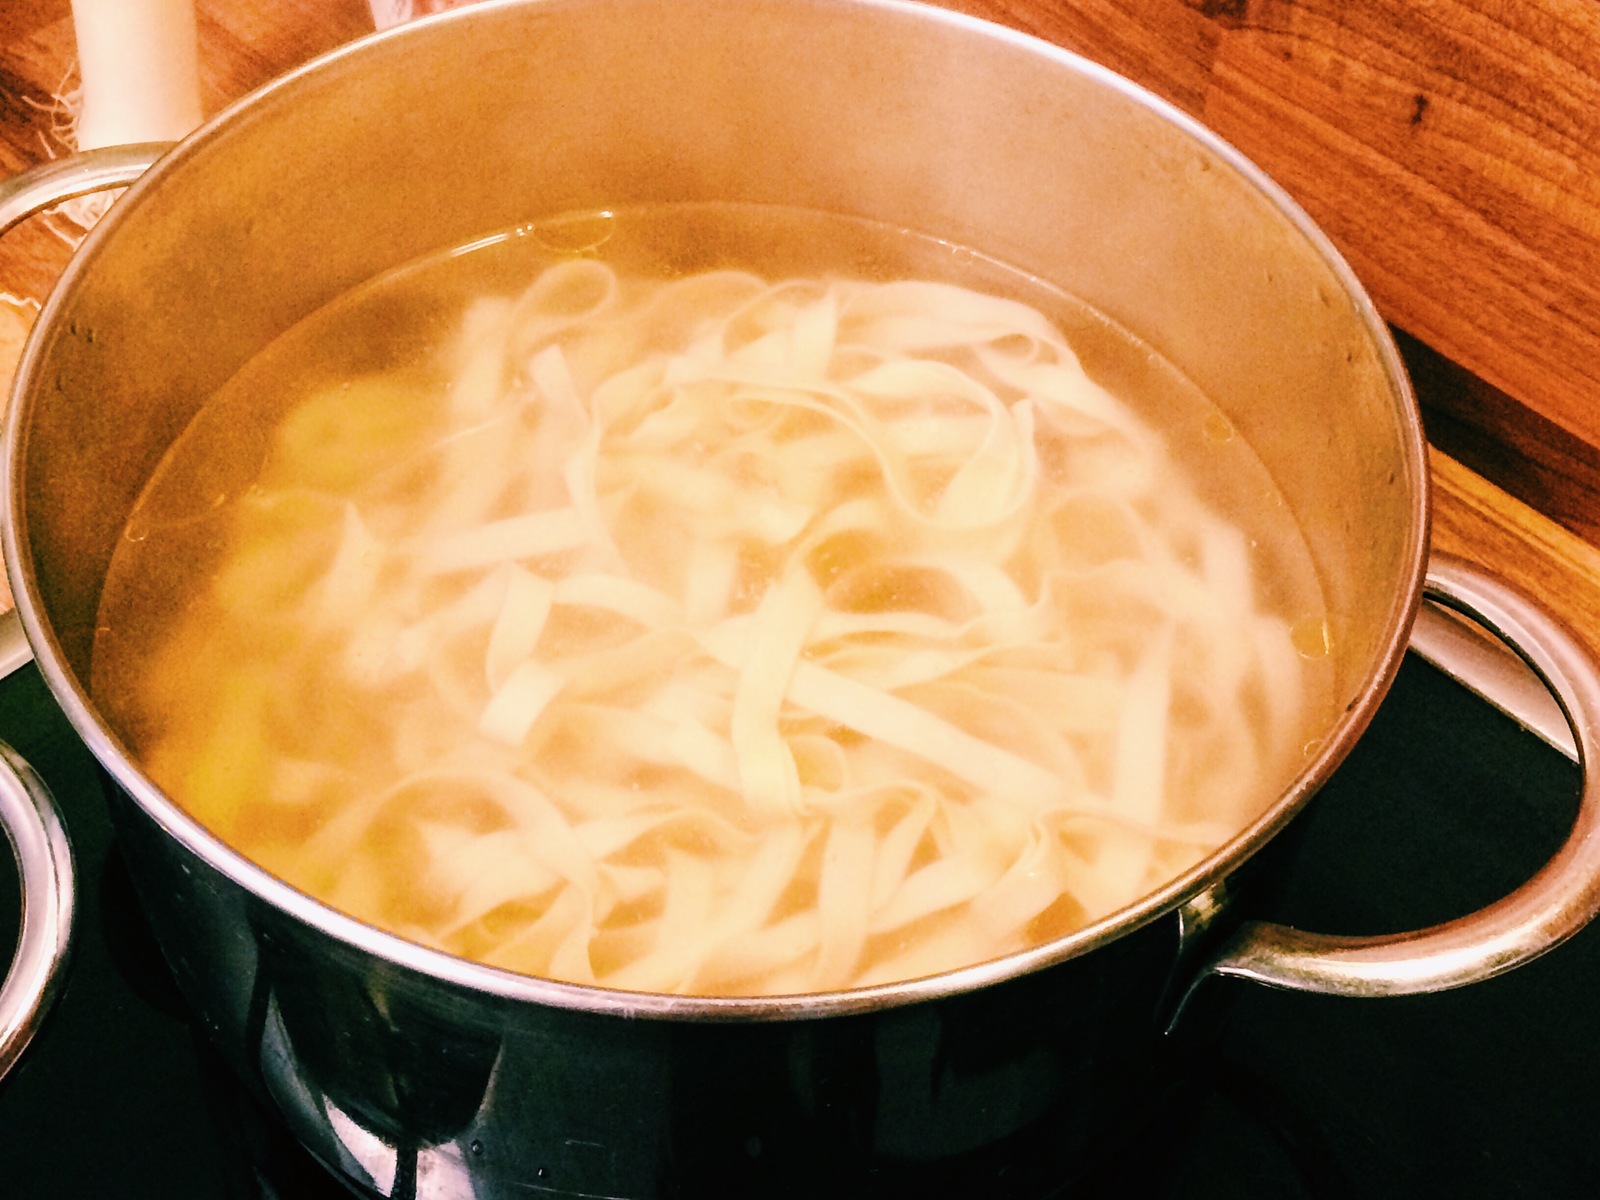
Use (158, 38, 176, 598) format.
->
(952, 0, 1600, 546)
(1, 0, 1598, 658)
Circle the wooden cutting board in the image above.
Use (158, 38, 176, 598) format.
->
(3, 0, 1598, 655)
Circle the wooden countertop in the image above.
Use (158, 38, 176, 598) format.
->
(2, 0, 1598, 655)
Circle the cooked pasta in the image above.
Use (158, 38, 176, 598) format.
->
(91, 206, 1332, 996)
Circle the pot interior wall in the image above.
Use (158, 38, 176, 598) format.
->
(12, 0, 1421, 739)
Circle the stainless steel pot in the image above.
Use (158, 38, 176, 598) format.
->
(4, 1, 1600, 1194)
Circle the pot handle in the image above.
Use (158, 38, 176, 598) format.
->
(0, 148, 140, 1078)
(0, 614, 74, 1080)
(0, 143, 172, 240)
(1192, 552, 1600, 998)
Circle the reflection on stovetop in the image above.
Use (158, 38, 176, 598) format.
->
(0, 654, 1593, 1199)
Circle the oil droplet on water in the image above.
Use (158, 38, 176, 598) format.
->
(1203, 411, 1235, 443)
(530, 210, 617, 256)
(1291, 616, 1330, 659)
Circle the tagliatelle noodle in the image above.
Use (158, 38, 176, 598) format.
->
(104, 254, 1325, 997)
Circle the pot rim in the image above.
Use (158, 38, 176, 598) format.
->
(2, 0, 1429, 1021)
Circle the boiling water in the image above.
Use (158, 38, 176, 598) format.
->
(91, 204, 1334, 995)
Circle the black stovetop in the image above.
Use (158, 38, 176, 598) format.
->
(0, 652, 1592, 1199)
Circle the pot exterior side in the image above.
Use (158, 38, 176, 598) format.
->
(108, 781, 1190, 1196)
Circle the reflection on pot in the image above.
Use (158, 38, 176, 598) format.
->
(253, 916, 503, 1196)
(238, 907, 1188, 1198)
